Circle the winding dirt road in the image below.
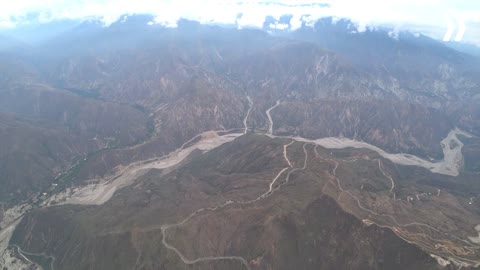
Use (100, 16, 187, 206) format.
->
(264, 99, 472, 177)
(3, 96, 477, 269)
(376, 159, 395, 197)
(313, 145, 480, 266)
(160, 140, 307, 270)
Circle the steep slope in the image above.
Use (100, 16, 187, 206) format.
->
(286, 18, 480, 133)
(0, 85, 151, 146)
(0, 62, 152, 204)
(14, 17, 476, 161)
(1, 17, 479, 270)
(1, 17, 478, 202)
(10, 135, 443, 270)
(0, 113, 97, 203)
(270, 99, 452, 159)
(222, 42, 454, 158)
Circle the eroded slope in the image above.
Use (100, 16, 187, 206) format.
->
(10, 135, 461, 270)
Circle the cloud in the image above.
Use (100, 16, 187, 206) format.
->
(0, 0, 479, 44)
(269, 22, 290, 30)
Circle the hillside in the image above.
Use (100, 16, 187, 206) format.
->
(0, 15, 479, 269)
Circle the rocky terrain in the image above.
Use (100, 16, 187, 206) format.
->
(0, 15, 479, 269)
(9, 135, 446, 270)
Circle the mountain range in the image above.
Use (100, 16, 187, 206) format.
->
(0, 15, 479, 269)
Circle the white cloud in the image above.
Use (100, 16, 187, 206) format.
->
(0, 20, 15, 29)
(269, 22, 289, 30)
(289, 14, 304, 30)
(0, 0, 479, 44)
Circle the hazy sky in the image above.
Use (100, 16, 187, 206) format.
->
(0, 0, 479, 44)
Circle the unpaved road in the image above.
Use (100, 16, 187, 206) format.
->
(265, 101, 471, 176)
(160, 140, 306, 270)
(161, 224, 251, 270)
(0, 130, 244, 269)
(63, 100, 472, 207)
(376, 159, 395, 198)
(0, 204, 31, 270)
(283, 141, 294, 167)
(314, 145, 480, 266)
(51, 97, 257, 206)
(3, 97, 475, 269)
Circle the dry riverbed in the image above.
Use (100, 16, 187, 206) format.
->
(45, 131, 242, 206)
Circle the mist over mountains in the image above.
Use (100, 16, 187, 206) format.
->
(1, 14, 480, 270)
